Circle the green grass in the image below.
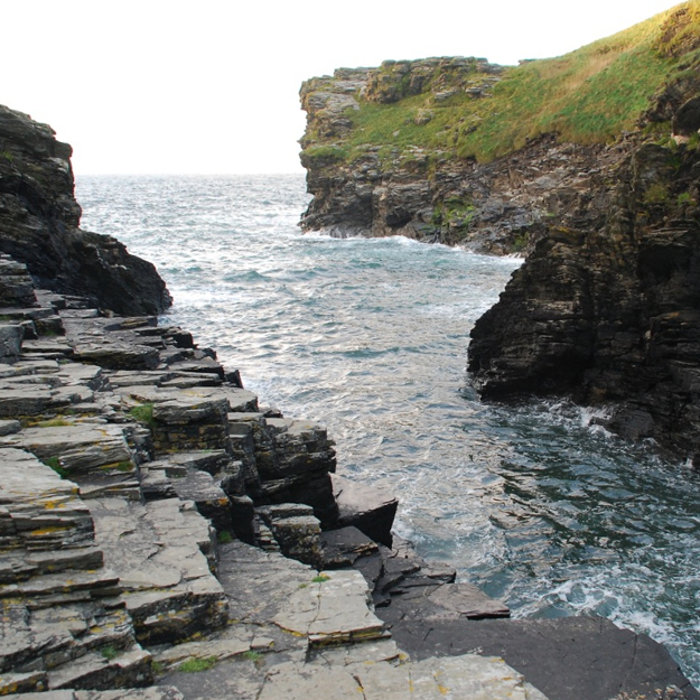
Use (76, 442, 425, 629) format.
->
(311, 573, 330, 583)
(100, 645, 118, 660)
(35, 417, 72, 428)
(42, 456, 68, 478)
(177, 656, 218, 672)
(302, 2, 700, 167)
(128, 402, 155, 427)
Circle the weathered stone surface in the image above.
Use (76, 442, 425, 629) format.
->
(272, 569, 387, 646)
(256, 503, 322, 567)
(88, 497, 227, 645)
(47, 645, 152, 691)
(0, 422, 138, 499)
(2, 688, 184, 699)
(0, 451, 153, 691)
(0, 254, 38, 307)
(388, 615, 699, 700)
(257, 652, 548, 699)
(119, 386, 231, 455)
(380, 579, 510, 623)
(0, 324, 23, 359)
(216, 540, 314, 625)
(169, 468, 232, 533)
(299, 63, 610, 254)
(468, 134, 700, 461)
(319, 524, 379, 568)
(234, 414, 339, 526)
(0, 448, 93, 554)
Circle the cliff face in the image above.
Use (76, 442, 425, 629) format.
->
(0, 104, 171, 315)
(299, 3, 700, 255)
(300, 61, 606, 254)
(468, 88, 700, 460)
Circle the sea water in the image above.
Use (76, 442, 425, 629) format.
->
(76, 173, 700, 685)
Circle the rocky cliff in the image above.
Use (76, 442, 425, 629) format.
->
(299, 3, 700, 255)
(300, 3, 700, 460)
(0, 250, 696, 700)
(299, 60, 606, 254)
(468, 93, 700, 460)
(0, 105, 171, 315)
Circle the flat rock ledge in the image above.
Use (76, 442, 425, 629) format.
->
(0, 255, 697, 700)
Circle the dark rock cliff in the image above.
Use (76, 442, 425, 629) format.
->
(0, 104, 171, 315)
(468, 87, 700, 460)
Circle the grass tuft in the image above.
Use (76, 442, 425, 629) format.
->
(128, 402, 155, 427)
(177, 656, 218, 672)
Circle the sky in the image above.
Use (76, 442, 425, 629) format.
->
(1, 0, 684, 175)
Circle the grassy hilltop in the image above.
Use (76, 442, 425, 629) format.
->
(301, 2, 700, 168)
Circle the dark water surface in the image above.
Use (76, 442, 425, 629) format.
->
(77, 174, 700, 684)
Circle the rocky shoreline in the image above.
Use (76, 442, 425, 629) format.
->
(0, 253, 697, 700)
(468, 102, 700, 464)
(296, 17, 700, 465)
(0, 102, 697, 697)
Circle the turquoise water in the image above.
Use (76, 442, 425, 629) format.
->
(77, 173, 700, 685)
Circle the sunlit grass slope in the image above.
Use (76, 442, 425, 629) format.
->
(310, 2, 700, 165)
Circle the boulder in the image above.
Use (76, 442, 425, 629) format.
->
(331, 473, 398, 546)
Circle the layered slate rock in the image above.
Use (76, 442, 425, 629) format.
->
(388, 616, 700, 700)
(0, 449, 152, 693)
(332, 473, 398, 546)
(0, 421, 140, 500)
(299, 61, 609, 254)
(468, 130, 700, 461)
(228, 412, 339, 526)
(0, 105, 171, 315)
(271, 569, 388, 646)
(166, 540, 548, 700)
(258, 653, 548, 700)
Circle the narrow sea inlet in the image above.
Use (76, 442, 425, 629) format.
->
(77, 173, 700, 685)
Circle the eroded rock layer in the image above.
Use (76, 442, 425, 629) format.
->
(299, 61, 604, 254)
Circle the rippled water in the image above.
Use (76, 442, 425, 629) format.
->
(76, 173, 700, 685)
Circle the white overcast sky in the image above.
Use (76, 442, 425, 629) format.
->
(1, 0, 682, 175)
